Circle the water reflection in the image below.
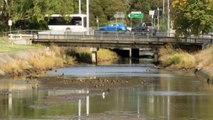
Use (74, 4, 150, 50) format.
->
(1, 65, 213, 119)
(48, 64, 162, 77)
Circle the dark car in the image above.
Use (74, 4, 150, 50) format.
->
(131, 22, 157, 36)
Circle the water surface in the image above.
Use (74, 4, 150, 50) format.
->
(0, 64, 213, 120)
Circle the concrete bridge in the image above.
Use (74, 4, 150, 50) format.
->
(31, 31, 213, 63)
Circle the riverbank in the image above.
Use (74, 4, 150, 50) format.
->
(0, 45, 119, 78)
(0, 46, 67, 77)
(159, 45, 213, 81)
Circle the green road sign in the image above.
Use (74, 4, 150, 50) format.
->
(128, 13, 144, 18)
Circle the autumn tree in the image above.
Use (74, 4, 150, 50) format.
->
(172, 0, 213, 36)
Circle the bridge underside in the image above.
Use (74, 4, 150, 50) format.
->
(31, 37, 209, 64)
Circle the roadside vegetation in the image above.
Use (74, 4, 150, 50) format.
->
(0, 0, 212, 36)
(159, 45, 213, 72)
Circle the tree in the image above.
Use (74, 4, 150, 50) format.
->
(0, 0, 75, 30)
(172, 0, 213, 36)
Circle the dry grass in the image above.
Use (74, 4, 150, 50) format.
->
(1, 59, 30, 75)
(65, 56, 76, 65)
(28, 55, 64, 70)
(195, 45, 213, 70)
(0, 45, 118, 76)
(0, 45, 76, 75)
(159, 45, 196, 69)
(66, 47, 119, 64)
(97, 49, 119, 63)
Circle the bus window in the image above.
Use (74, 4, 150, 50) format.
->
(44, 14, 87, 33)
(47, 17, 82, 26)
(70, 17, 82, 25)
(83, 17, 87, 28)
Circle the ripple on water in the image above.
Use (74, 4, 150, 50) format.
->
(48, 65, 174, 78)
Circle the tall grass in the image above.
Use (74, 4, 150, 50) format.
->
(66, 47, 119, 64)
(66, 47, 91, 63)
(97, 49, 119, 63)
(0, 45, 75, 76)
(0, 46, 119, 76)
(159, 45, 196, 69)
(195, 45, 213, 70)
(1, 59, 30, 75)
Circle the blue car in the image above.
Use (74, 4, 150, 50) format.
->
(98, 23, 128, 31)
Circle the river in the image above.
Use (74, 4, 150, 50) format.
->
(0, 63, 213, 120)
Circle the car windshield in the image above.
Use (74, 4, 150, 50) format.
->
(145, 22, 152, 26)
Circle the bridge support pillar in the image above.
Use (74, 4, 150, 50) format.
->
(90, 48, 98, 64)
(154, 53, 158, 62)
(129, 48, 132, 58)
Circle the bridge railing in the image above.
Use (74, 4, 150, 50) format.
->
(35, 30, 213, 44)
(2, 30, 38, 44)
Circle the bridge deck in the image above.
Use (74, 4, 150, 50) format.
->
(32, 35, 211, 49)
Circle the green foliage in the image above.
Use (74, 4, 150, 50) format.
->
(0, 0, 170, 31)
(0, 21, 7, 31)
(172, 0, 213, 36)
(0, 0, 74, 30)
(168, 55, 181, 65)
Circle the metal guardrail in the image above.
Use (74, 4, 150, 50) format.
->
(36, 31, 213, 44)
(1, 30, 212, 45)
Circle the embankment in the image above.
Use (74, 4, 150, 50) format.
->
(0, 46, 68, 77)
(0, 46, 119, 78)
(159, 45, 213, 82)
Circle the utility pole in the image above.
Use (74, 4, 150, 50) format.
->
(163, 0, 165, 21)
(167, 0, 170, 36)
(157, 7, 160, 31)
(79, 0, 81, 14)
(163, 0, 165, 15)
(86, 0, 89, 35)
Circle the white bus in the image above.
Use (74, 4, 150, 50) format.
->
(42, 14, 87, 34)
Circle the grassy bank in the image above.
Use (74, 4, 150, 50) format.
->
(195, 45, 213, 71)
(0, 37, 119, 76)
(0, 46, 71, 76)
(159, 45, 213, 75)
(0, 37, 39, 53)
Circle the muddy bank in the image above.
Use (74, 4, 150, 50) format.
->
(37, 76, 149, 90)
(194, 68, 213, 84)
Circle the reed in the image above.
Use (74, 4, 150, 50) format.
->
(97, 49, 119, 63)
(195, 45, 213, 70)
(159, 45, 196, 69)
(1, 59, 30, 75)
(0, 44, 118, 76)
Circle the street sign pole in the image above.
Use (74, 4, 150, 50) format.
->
(128, 12, 144, 29)
(149, 10, 155, 36)
(86, 0, 89, 35)
(8, 19, 12, 34)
